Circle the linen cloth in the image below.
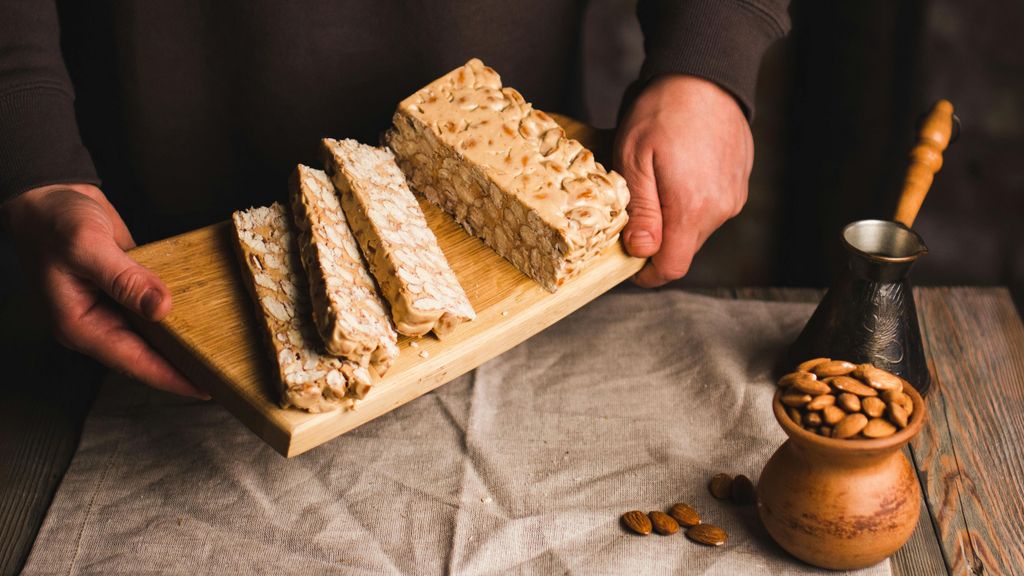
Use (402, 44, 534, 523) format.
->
(22, 290, 891, 575)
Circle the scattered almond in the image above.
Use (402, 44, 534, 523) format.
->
(686, 524, 728, 547)
(708, 473, 733, 500)
(731, 475, 757, 505)
(621, 511, 652, 535)
(668, 503, 701, 527)
(649, 511, 679, 535)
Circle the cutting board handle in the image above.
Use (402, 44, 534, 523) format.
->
(893, 99, 956, 228)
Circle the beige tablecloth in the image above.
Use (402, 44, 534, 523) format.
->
(23, 290, 891, 575)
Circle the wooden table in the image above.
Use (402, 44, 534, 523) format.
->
(2, 287, 1022, 575)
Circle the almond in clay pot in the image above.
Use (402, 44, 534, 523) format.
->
(758, 380, 927, 570)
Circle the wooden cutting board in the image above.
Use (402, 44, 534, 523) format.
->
(128, 115, 644, 457)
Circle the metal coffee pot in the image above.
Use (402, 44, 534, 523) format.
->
(787, 100, 958, 396)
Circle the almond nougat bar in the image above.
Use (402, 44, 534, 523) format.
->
(232, 203, 375, 413)
(322, 138, 475, 338)
(386, 58, 630, 292)
(289, 165, 400, 374)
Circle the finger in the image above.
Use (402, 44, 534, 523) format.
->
(632, 159, 701, 288)
(67, 299, 209, 399)
(633, 231, 699, 288)
(68, 231, 172, 321)
(616, 146, 662, 258)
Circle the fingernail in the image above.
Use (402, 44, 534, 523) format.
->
(140, 290, 162, 319)
(626, 230, 653, 248)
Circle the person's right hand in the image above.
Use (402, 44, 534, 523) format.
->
(1, 183, 208, 398)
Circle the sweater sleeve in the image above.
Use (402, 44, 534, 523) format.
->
(0, 0, 99, 201)
(636, 0, 791, 119)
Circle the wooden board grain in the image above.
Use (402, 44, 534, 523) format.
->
(912, 287, 1024, 576)
(128, 116, 644, 458)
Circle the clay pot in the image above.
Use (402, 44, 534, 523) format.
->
(757, 384, 926, 570)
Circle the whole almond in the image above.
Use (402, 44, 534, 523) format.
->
(781, 392, 812, 408)
(881, 389, 907, 403)
(882, 390, 914, 415)
(862, 418, 898, 438)
(792, 377, 832, 396)
(899, 395, 915, 416)
(837, 392, 862, 413)
(778, 371, 815, 388)
(686, 524, 728, 547)
(786, 406, 804, 427)
(649, 511, 679, 535)
(669, 503, 701, 527)
(813, 360, 857, 378)
(853, 364, 903, 392)
(822, 405, 846, 426)
(827, 376, 879, 397)
(796, 357, 831, 372)
(804, 411, 823, 427)
(833, 413, 869, 439)
(888, 402, 910, 428)
(709, 473, 733, 500)
(621, 510, 652, 535)
(806, 394, 836, 411)
(819, 425, 833, 437)
(862, 396, 886, 418)
(731, 474, 757, 505)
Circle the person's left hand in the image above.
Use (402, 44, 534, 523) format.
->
(614, 74, 754, 287)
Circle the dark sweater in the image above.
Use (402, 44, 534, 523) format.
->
(0, 0, 789, 241)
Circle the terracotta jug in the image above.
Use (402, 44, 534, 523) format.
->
(757, 384, 926, 570)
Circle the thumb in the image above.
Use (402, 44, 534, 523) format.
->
(619, 164, 663, 258)
(70, 231, 172, 321)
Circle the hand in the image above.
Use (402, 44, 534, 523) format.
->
(614, 74, 754, 287)
(2, 184, 208, 398)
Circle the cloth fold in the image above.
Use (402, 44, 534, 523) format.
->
(23, 290, 890, 575)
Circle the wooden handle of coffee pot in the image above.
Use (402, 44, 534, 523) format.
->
(893, 99, 955, 227)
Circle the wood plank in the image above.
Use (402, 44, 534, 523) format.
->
(128, 116, 645, 457)
(912, 287, 1024, 576)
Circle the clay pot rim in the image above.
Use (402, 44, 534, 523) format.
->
(772, 382, 926, 452)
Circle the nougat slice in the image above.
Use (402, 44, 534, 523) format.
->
(290, 165, 400, 374)
(386, 58, 630, 292)
(232, 203, 375, 413)
(322, 138, 475, 338)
